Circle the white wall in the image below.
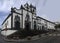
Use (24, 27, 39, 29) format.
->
(2, 16, 11, 30)
(23, 10, 27, 29)
(36, 18, 56, 30)
(47, 22, 55, 30)
(1, 30, 17, 36)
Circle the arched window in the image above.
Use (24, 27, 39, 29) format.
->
(25, 14, 30, 22)
(15, 15, 20, 22)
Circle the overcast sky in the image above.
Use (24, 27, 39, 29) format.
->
(0, 0, 60, 28)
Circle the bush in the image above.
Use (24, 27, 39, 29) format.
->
(27, 36, 31, 40)
(14, 29, 49, 39)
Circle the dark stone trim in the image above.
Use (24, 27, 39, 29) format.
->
(11, 12, 13, 29)
(32, 10, 33, 27)
(2, 14, 12, 25)
(38, 23, 41, 24)
(13, 11, 22, 15)
(22, 7, 35, 14)
(30, 4, 36, 9)
(1, 28, 12, 31)
(36, 16, 55, 24)
(20, 5, 24, 9)
(22, 9, 23, 28)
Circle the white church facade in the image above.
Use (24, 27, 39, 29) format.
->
(1, 3, 56, 37)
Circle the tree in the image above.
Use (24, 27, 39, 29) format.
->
(55, 24, 60, 36)
(55, 24, 60, 29)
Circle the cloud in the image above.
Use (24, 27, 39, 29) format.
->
(0, 16, 7, 28)
(0, 0, 40, 10)
(0, 0, 50, 26)
(0, 12, 9, 27)
(0, 0, 45, 12)
(0, 0, 14, 12)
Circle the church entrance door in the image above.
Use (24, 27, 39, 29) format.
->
(15, 21, 20, 30)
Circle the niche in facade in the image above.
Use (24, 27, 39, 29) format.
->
(25, 14, 31, 30)
(14, 15, 20, 30)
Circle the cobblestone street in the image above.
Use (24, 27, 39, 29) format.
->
(0, 31, 60, 43)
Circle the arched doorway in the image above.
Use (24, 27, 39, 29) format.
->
(14, 15, 20, 30)
(25, 14, 31, 31)
(34, 21, 36, 30)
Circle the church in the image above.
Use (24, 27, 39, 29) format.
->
(1, 3, 56, 38)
